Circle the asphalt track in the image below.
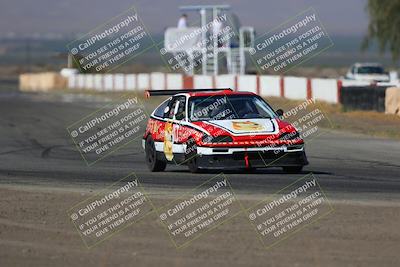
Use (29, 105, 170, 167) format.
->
(0, 89, 399, 200)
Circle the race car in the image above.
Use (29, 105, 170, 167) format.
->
(142, 88, 308, 173)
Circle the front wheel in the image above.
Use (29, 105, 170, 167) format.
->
(145, 136, 166, 172)
(185, 138, 201, 173)
(282, 166, 303, 174)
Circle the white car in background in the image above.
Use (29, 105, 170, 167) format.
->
(345, 63, 390, 83)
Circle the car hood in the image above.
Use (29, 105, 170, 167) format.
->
(206, 118, 279, 135)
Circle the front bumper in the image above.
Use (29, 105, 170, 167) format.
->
(195, 149, 308, 169)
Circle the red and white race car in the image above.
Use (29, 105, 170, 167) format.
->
(143, 88, 308, 173)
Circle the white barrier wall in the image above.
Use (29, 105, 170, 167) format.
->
(259, 75, 281, 97)
(104, 74, 114, 91)
(150, 72, 165, 90)
(137, 73, 150, 90)
(215, 74, 235, 89)
(77, 74, 85, 89)
(68, 75, 77, 89)
(94, 74, 103, 91)
(194, 75, 213, 88)
(166, 73, 183, 89)
(114, 74, 125, 91)
(125, 74, 136, 91)
(284, 77, 307, 100)
(85, 74, 94, 89)
(311, 78, 338, 103)
(237, 75, 257, 93)
(65, 73, 343, 104)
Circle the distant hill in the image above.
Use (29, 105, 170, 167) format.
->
(1, 33, 395, 70)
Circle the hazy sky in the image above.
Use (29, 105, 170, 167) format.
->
(0, 0, 369, 37)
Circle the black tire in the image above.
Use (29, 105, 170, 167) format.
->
(185, 138, 200, 173)
(145, 136, 166, 172)
(282, 166, 303, 174)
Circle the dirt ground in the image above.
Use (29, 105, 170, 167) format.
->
(1, 185, 399, 267)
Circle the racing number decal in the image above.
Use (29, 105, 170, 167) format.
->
(164, 121, 174, 161)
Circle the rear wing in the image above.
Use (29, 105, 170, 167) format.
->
(145, 88, 232, 98)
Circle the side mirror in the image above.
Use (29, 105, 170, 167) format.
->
(276, 109, 284, 116)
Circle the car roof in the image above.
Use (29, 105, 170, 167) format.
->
(353, 62, 383, 67)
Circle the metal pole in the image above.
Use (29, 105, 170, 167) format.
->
(200, 8, 207, 75)
(213, 8, 218, 76)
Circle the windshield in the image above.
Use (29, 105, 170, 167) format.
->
(189, 95, 276, 121)
(357, 66, 384, 74)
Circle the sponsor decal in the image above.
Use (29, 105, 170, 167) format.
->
(232, 121, 265, 131)
(164, 121, 174, 161)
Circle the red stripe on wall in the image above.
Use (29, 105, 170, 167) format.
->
(337, 80, 342, 103)
(307, 78, 312, 99)
(256, 75, 260, 95)
(183, 76, 193, 89)
(234, 75, 238, 91)
(280, 76, 285, 97)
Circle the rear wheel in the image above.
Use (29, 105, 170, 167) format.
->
(282, 166, 303, 174)
(186, 138, 200, 173)
(145, 136, 166, 172)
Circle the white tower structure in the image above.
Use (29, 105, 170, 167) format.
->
(164, 5, 255, 75)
